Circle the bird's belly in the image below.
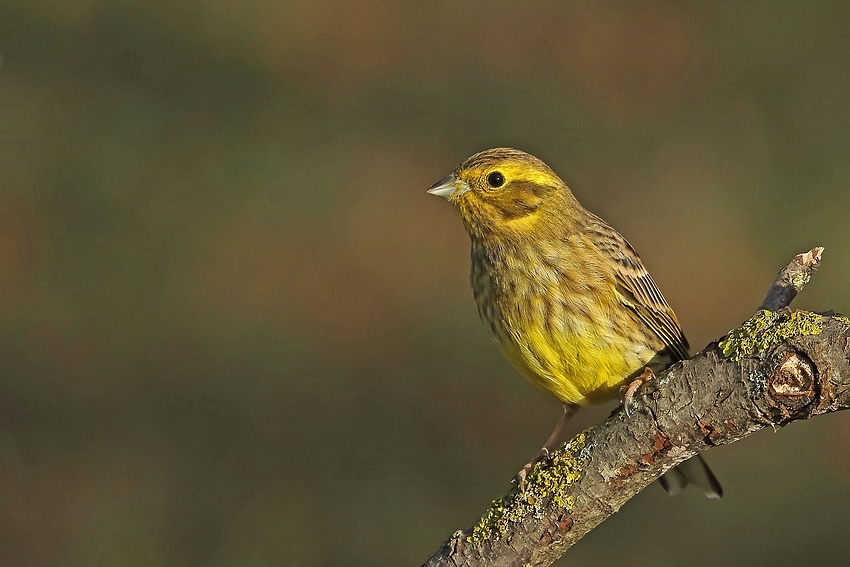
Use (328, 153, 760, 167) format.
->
(494, 317, 653, 407)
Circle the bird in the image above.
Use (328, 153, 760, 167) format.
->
(427, 147, 721, 498)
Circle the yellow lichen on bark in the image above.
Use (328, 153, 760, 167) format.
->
(719, 310, 823, 362)
(469, 433, 588, 543)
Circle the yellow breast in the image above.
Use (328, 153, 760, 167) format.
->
(471, 242, 656, 407)
(495, 310, 651, 406)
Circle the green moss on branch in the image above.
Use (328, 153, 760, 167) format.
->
(469, 433, 588, 543)
(719, 310, 823, 362)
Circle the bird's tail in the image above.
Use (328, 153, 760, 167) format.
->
(659, 454, 723, 499)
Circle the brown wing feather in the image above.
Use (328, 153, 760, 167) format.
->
(584, 213, 690, 361)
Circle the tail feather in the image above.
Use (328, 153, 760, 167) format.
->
(659, 454, 722, 499)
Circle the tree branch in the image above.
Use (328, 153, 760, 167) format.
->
(423, 248, 849, 567)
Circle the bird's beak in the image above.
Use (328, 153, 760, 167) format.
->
(427, 173, 470, 199)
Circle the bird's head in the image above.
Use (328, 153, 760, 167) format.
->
(427, 148, 578, 239)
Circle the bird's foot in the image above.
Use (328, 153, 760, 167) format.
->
(619, 367, 655, 417)
(514, 405, 577, 489)
(513, 447, 550, 490)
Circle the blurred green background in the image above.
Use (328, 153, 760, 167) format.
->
(1, 1, 849, 566)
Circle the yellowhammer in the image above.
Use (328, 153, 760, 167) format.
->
(428, 147, 721, 498)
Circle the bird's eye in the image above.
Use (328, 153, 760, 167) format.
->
(486, 171, 505, 188)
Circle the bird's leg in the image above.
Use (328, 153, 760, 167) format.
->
(619, 367, 655, 417)
(515, 405, 578, 488)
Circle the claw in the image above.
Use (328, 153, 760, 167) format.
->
(513, 447, 550, 490)
(514, 464, 531, 491)
(619, 367, 655, 417)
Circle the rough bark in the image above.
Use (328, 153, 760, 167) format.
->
(423, 248, 848, 567)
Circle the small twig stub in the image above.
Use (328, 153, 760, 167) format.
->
(759, 247, 823, 312)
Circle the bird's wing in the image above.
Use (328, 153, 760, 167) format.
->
(585, 213, 690, 361)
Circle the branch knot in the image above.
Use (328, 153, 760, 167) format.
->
(766, 349, 818, 417)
